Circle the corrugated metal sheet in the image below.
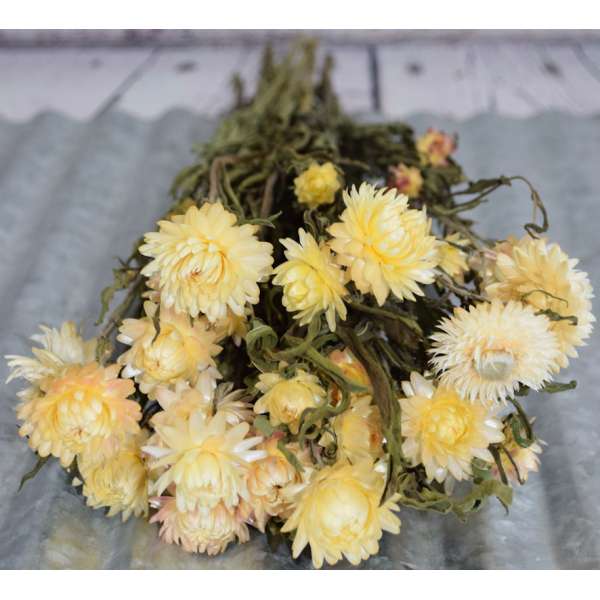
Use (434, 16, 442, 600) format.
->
(0, 110, 598, 569)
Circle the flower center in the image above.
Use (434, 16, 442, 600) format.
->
(474, 350, 515, 381)
(318, 482, 370, 538)
(188, 242, 227, 286)
(425, 405, 468, 446)
(146, 331, 189, 381)
(53, 383, 105, 444)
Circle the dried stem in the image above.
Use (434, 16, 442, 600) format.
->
(208, 155, 239, 202)
(100, 276, 145, 341)
(260, 173, 278, 219)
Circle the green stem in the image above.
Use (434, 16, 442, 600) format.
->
(348, 301, 422, 336)
(507, 396, 534, 442)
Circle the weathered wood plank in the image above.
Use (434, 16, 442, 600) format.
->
(378, 43, 491, 118)
(115, 45, 373, 117)
(115, 47, 259, 117)
(0, 49, 153, 120)
(380, 42, 600, 118)
(2, 43, 600, 121)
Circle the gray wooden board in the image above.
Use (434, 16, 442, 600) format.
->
(2, 42, 600, 120)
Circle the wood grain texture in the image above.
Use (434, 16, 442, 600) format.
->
(0, 49, 154, 120)
(1, 40, 600, 121)
(378, 41, 600, 117)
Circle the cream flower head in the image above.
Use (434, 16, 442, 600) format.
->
(214, 307, 252, 346)
(399, 372, 504, 482)
(150, 496, 249, 555)
(117, 301, 221, 398)
(328, 347, 371, 390)
(485, 236, 594, 369)
(14, 362, 140, 467)
(281, 461, 401, 568)
(416, 128, 456, 167)
(144, 410, 264, 512)
(151, 380, 253, 436)
(77, 432, 148, 521)
(6, 321, 97, 385)
(436, 233, 469, 281)
(245, 434, 305, 531)
(294, 162, 341, 208)
(328, 183, 438, 305)
(429, 300, 560, 404)
(273, 229, 348, 331)
(319, 396, 383, 464)
(388, 163, 423, 199)
(151, 379, 213, 427)
(493, 423, 543, 484)
(254, 369, 327, 434)
(139, 202, 274, 322)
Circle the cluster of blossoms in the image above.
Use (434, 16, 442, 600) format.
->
(5, 120, 594, 569)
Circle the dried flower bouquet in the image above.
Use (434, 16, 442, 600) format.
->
(5, 41, 594, 568)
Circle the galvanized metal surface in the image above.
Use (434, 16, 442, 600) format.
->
(0, 110, 598, 569)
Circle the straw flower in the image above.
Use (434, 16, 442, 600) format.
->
(399, 372, 504, 482)
(6, 321, 97, 386)
(13, 361, 139, 467)
(273, 228, 348, 331)
(388, 163, 423, 198)
(493, 424, 544, 484)
(436, 233, 469, 281)
(416, 128, 456, 167)
(77, 432, 148, 521)
(294, 162, 341, 208)
(328, 183, 438, 305)
(144, 410, 264, 512)
(245, 433, 305, 530)
(254, 369, 326, 434)
(214, 307, 251, 346)
(281, 461, 401, 569)
(117, 301, 221, 398)
(328, 347, 371, 391)
(429, 300, 560, 404)
(150, 496, 249, 555)
(319, 396, 383, 463)
(139, 202, 273, 322)
(485, 236, 594, 369)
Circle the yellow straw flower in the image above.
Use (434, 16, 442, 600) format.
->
(328, 183, 438, 305)
(281, 461, 401, 568)
(327, 347, 372, 405)
(139, 202, 274, 322)
(144, 410, 264, 512)
(153, 379, 253, 428)
(429, 300, 561, 404)
(388, 163, 423, 199)
(254, 369, 326, 434)
(214, 307, 252, 346)
(436, 233, 469, 281)
(493, 424, 543, 485)
(399, 372, 504, 482)
(273, 228, 348, 331)
(319, 396, 383, 463)
(294, 162, 341, 208)
(151, 380, 213, 427)
(77, 432, 148, 521)
(485, 236, 594, 369)
(245, 434, 305, 531)
(150, 496, 250, 555)
(328, 347, 371, 391)
(117, 301, 221, 398)
(13, 361, 140, 467)
(6, 321, 97, 385)
(416, 128, 456, 167)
